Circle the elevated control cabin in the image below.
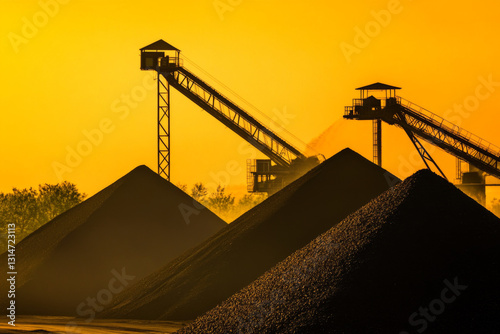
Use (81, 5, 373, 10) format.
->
(344, 82, 401, 123)
(140, 40, 181, 72)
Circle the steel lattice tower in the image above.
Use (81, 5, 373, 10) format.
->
(157, 73, 170, 180)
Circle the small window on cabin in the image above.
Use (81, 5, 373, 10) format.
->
(146, 57, 154, 68)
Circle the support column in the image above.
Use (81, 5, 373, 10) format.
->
(373, 119, 382, 167)
(158, 73, 170, 180)
(456, 158, 462, 183)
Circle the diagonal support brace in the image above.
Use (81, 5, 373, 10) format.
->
(396, 112, 447, 180)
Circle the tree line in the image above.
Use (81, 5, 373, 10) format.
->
(177, 182, 267, 222)
(2, 179, 500, 254)
(0, 181, 266, 253)
(491, 198, 500, 218)
(0, 182, 86, 253)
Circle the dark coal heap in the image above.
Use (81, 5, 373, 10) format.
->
(179, 170, 500, 333)
(0, 165, 226, 316)
(102, 148, 400, 321)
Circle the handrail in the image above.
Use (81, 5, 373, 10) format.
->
(344, 93, 500, 177)
(396, 96, 500, 158)
(163, 67, 306, 167)
(175, 66, 304, 158)
(158, 57, 183, 68)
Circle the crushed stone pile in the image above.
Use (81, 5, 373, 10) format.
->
(101, 148, 400, 321)
(0, 165, 226, 316)
(178, 170, 500, 333)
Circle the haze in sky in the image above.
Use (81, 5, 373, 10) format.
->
(2, 0, 500, 199)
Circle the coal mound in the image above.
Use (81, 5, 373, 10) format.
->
(101, 148, 400, 321)
(178, 170, 500, 333)
(0, 165, 226, 316)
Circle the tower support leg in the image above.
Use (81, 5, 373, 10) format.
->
(373, 119, 382, 166)
(158, 73, 170, 180)
(456, 158, 462, 183)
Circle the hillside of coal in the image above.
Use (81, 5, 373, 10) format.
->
(101, 148, 400, 321)
(0, 165, 226, 316)
(178, 170, 500, 333)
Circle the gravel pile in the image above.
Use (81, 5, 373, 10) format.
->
(0, 165, 226, 316)
(178, 170, 500, 333)
(101, 148, 400, 321)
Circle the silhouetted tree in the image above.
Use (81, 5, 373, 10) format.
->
(191, 183, 208, 203)
(207, 185, 235, 215)
(177, 181, 268, 222)
(238, 193, 267, 211)
(0, 188, 39, 237)
(491, 198, 500, 218)
(176, 183, 188, 193)
(37, 182, 85, 222)
(0, 182, 85, 253)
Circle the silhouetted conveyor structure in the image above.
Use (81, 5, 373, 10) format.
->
(166, 67, 305, 167)
(345, 88, 500, 179)
(140, 40, 318, 193)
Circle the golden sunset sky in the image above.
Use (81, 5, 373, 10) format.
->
(2, 0, 500, 200)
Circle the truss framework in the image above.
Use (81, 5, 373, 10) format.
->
(393, 99, 500, 178)
(395, 111, 447, 179)
(158, 73, 170, 180)
(373, 119, 382, 166)
(345, 96, 500, 179)
(162, 67, 305, 167)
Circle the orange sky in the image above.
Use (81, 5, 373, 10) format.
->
(2, 0, 500, 200)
